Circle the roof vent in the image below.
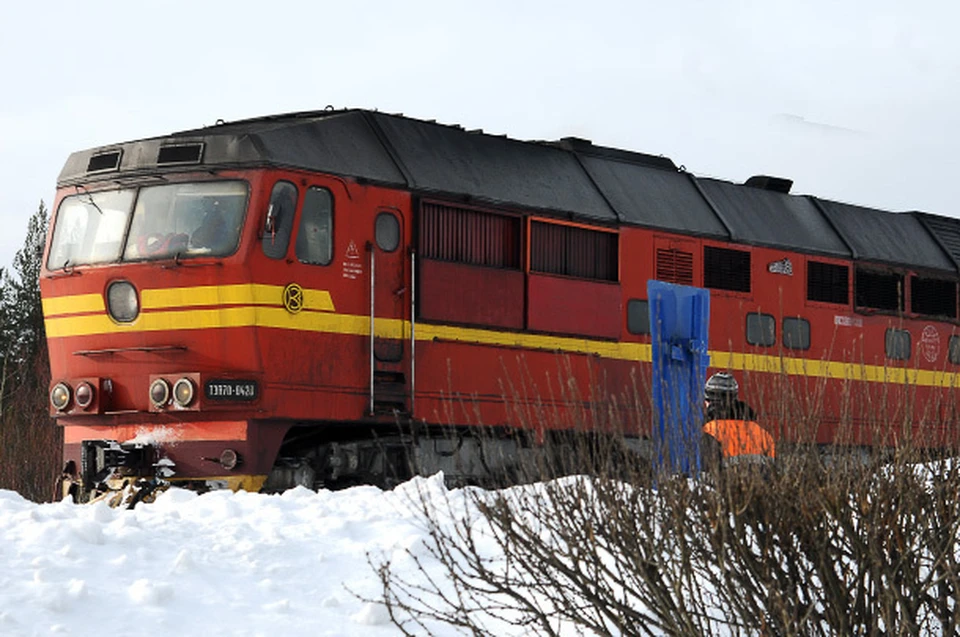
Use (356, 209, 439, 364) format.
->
(558, 136, 594, 148)
(86, 150, 122, 173)
(745, 175, 792, 194)
(157, 142, 204, 165)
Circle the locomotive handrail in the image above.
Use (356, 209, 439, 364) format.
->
(410, 249, 416, 416)
(369, 241, 375, 415)
(74, 345, 188, 357)
(160, 257, 225, 269)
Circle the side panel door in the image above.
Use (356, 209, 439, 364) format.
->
(372, 209, 406, 363)
(370, 207, 409, 414)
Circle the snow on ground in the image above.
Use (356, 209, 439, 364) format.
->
(0, 475, 472, 637)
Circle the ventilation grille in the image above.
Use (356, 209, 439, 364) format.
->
(157, 143, 204, 165)
(856, 269, 903, 311)
(86, 150, 122, 173)
(530, 221, 618, 281)
(656, 248, 694, 285)
(703, 246, 750, 292)
(911, 276, 957, 318)
(419, 202, 521, 268)
(807, 261, 849, 304)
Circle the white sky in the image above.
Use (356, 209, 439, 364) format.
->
(3, 0, 960, 270)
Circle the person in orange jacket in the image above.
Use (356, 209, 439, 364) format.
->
(700, 372, 776, 472)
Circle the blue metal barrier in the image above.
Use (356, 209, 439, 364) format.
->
(648, 280, 710, 475)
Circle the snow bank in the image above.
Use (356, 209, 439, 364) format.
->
(0, 476, 463, 636)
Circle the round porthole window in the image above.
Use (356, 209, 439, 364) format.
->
(375, 213, 400, 252)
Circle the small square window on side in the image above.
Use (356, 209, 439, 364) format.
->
(885, 328, 911, 361)
(783, 317, 811, 350)
(949, 336, 960, 365)
(746, 313, 775, 347)
(627, 299, 650, 335)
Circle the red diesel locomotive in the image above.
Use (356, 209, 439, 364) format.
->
(42, 109, 960, 500)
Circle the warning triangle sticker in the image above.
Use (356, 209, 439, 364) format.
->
(346, 240, 360, 260)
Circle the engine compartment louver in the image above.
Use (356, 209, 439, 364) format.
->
(656, 248, 694, 285)
(157, 143, 204, 165)
(86, 150, 122, 173)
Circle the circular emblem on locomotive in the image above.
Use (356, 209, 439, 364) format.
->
(921, 325, 940, 363)
(282, 283, 304, 314)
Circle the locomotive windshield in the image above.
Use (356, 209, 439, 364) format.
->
(47, 181, 249, 269)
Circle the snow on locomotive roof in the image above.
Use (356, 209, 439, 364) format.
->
(57, 107, 958, 273)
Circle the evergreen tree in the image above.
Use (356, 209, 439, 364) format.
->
(0, 200, 58, 501)
(0, 266, 10, 414)
(6, 201, 48, 366)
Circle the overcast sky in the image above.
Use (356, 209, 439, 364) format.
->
(2, 0, 959, 271)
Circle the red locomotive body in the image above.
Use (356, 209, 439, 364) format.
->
(41, 110, 960, 500)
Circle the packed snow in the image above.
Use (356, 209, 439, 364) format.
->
(0, 476, 476, 637)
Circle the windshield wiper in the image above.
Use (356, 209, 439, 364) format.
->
(76, 185, 104, 216)
(49, 259, 81, 278)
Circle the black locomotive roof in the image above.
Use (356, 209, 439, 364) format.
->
(575, 153, 728, 238)
(913, 213, 960, 272)
(58, 107, 959, 274)
(817, 200, 954, 271)
(697, 179, 850, 257)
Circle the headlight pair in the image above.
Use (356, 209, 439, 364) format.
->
(150, 377, 196, 409)
(50, 381, 96, 412)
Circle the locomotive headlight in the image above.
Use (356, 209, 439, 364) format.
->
(219, 448, 241, 470)
(50, 382, 71, 411)
(149, 378, 171, 408)
(173, 378, 195, 407)
(74, 381, 95, 409)
(107, 280, 139, 323)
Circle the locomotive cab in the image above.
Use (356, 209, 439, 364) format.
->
(43, 144, 421, 502)
(43, 171, 275, 501)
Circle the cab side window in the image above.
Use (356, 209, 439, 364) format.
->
(296, 187, 333, 265)
(262, 181, 298, 259)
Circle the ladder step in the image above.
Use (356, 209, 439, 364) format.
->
(373, 370, 407, 415)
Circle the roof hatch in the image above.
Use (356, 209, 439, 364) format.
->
(157, 142, 204, 166)
(744, 175, 792, 194)
(86, 150, 122, 173)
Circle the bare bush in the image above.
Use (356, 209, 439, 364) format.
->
(374, 428, 960, 635)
